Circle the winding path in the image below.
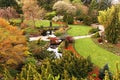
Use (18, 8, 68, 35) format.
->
(73, 34, 94, 40)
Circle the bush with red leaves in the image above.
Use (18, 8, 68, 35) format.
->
(97, 38, 103, 43)
(50, 37, 61, 45)
(65, 36, 74, 43)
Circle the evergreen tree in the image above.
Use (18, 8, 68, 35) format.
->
(105, 5, 120, 44)
(104, 70, 110, 80)
(99, 64, 112, 80)
(3, 68, 14, 80)
(0, 0, 22, 13)
(16, 63, 42, 80)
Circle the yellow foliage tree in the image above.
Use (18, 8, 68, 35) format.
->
(0, 18, 28, 67)
(98, 6, 115, 28)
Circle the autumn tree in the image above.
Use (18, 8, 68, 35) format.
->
(0, 7, 19, 21)
(22, 0, 46, 28)
(0, 18, 28, 68)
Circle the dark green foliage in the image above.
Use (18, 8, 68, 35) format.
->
(63, 15, 74, 24)
(45, 11, 56, 20)
(98, 0, 112, 10)
(0, 0, 17, 8)
(35, 50, 55, 60)
(67, 16, 74, 24)
(28, 40, 49, 56)
(58, 41, 65, 53)
(105, 5, 120, 44)
(2, 50, 93, 79)
(49, 51, 93, 79)
(24, 27, 40, 37)
(37, 0, 58, 11)
(89, 28, 100, 34)
(89, 0, 98, 10)
(81, 0, 92, 6)
(99, 64, 113, 80)
(54, 31, 63, 36)
(0, 0, 22, 14)
(92, 32, 100, 38)
(9, 69, 18, 77)
(83, 15, 93, 25)
(25, 57, 37, 64)
(65, 40, 69, 48)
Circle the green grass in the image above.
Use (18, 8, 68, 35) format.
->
(10, 18, 22, 23)
(67, 25, 91, 36)
(10, 19, 59, 27)
(75, 38, 120, 73)
(26, 20, 59, 27)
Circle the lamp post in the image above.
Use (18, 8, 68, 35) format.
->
(50, 20, 52, 35)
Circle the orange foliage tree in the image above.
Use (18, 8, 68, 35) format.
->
(0, 18, 29, 67)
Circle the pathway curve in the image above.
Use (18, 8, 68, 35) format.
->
(73, 34, 95, 40)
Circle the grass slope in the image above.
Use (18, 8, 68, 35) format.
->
(67, 25, 91, 36)
(75, 38, 120, 73)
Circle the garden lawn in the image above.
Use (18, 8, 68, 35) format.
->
(26, 20, 59, 27)
(75, 38, 120, 73)
(67, 25, 91, 36)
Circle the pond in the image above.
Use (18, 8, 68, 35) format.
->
(29, 30, 62, 58)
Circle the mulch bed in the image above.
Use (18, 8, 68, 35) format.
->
(116, 43, 120, 48)
(65, 44, 101, 80)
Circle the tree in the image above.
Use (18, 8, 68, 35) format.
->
(0, 0, 22, 13)
(98, 5, 120, 44)
(99, 64, 112, 80)
(98, 0, 112, 10)
(22, 0, 46, 28)
(0, 0, 18, 8)
(105, 5, 120, 44)
(37, 0, 58, 11)
(0, 7, 19, 21)
(53, 1, 76, 24)
(98, 6, 115, 28)
(16, 63, 42, 80)
(0, 18, 28, 67)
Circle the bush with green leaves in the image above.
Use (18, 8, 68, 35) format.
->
(89, 28, 100, 34)
(92, 32, 100, 38)
(24, 27, 40, 37)
(99, 64, 113, 80)
(45, 11, 56, 20)
(28, 40, 49, 55)
(58, 41, 65, 53)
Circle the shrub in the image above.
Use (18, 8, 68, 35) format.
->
(35, 50, 55, 60)
(24, 27, 40, 37)
(45, 11, 56, 20)
(64, 16, 74, 24)
(92, 32, 100, 38)
(83, 15, 93, 25)
(65, 36, 74, 43)
(28, 40, 49, 55)
(97, 38, 103, 43)
(89, 28, 100, 34)
(54, 31, 63, 36)
(58, 41, 65, 53)
(99, 64, 113, 80)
